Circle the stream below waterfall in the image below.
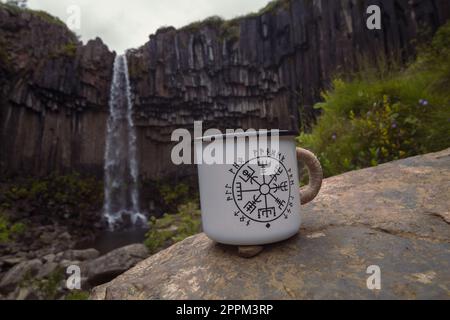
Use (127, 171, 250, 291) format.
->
(75, 228, 148, 255)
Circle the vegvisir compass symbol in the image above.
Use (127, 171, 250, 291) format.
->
(225, 151, 295, 228)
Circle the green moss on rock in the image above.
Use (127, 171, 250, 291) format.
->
(180, 15, 224, 32)
(65, 290, 90, 300)
(0, 2, 77, 40)
(144, 201, 201, 254)
(0, 212, 27, 243)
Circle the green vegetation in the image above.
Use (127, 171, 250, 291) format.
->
(257, 0, 291, 15)
(219, 19, 240, 43)
(18, 263, 88, 300)
(49, 41, 78, 59)
(158, 182, 190, 212)
(181, 15, 224, 32)
(143, 182, 201, 254)
(0, 4, 78, 63)
(128, 61, 142, 79)
(156, 26, 175, 34)
(0, 2, 21, 14)
(158, 0, 294, 44)
(0, 2, 66, 27)
(144, 201, 201, 254)
(34, 269, 64, 300)
(20, 268, 64, 300)
(178, 0, 293, 42)
(65, 290, 90, 300)
(0, 2, 76, 41)
(0, 34, 12, 69)
(298, 22, 450, 177)
(33, 10, 67, 28)
(179, 15, 239, 43)
(3, 172, 103, 222)
(60, 42, 77, 57)
(0, 212, 26, 243)
(0, 42, 10, 65)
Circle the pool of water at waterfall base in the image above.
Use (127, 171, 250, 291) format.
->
(75, 227, 149, 255)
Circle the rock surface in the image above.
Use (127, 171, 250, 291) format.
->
(0, 243, 148, 299)
(82, 244, 149, 287)
(63, 248, 100, 261)
(91, 149, 450, 299)
(0, 259, 42, 293)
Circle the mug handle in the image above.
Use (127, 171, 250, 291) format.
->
(296, 147, 323, 204)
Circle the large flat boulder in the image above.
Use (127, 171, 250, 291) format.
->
(91, 149, 450, 299)
(0, 259, 42, 293)
(83, 244, 149, 287)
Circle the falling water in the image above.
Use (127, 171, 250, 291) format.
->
(103, 54, 146, 229)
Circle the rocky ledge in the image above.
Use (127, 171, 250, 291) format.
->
(92, 149, 450, 299)
(0, 243, 149, 300)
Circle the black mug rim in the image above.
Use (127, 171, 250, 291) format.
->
(195, 129, 298, 141)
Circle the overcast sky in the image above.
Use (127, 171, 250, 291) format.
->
(26, 0, 272, 53)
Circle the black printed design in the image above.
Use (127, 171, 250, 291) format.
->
(225, 152, 294, 228)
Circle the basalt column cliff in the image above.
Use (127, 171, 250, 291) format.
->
(1, 0, 449, 180)
(126, 0, 449, 180)
(0, 5, 115, 177)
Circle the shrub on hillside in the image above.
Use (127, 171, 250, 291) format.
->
(144, 201, 201, 254)
(3, 173, 103, 223)
(0, 211, 26, 243)
(298, 22, 450, 177)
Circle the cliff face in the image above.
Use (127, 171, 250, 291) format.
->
(1, 0, 449, 180)
(0, 5, 115, 177)
(127, 0, 450, 179)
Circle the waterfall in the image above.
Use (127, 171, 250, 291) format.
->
(103, 54, 146, 229)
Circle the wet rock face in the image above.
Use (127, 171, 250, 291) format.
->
(127, 0, 450, 179)
(91, 149, 450, 300)
(0, 5, 115, 177)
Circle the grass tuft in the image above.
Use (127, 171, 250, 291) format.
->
(298, 22, 450, 177)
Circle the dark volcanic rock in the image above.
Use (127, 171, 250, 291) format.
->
(0, 259, 42, 293)
(91, 149, 450, 299)
(82, 243, 149, 287)
(0, 5, 115, 177)
(63, 248, 100, 261)
(127, 0, 450, 179)
(0, 1, 449, 180)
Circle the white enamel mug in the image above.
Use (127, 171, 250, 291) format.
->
(196, 130, 323, 246)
